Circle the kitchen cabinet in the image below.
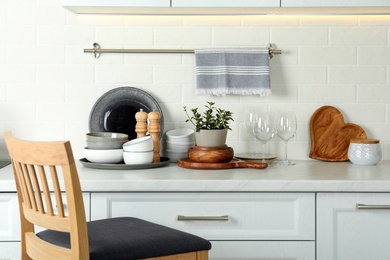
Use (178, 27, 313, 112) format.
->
(281, 0, 390, 7)
(171, 0, 279, 7)
(317, 193, 390, 260)
(62, 0, 170, 8)
(0, 192, 90, 260)
(61, 0, 171, 15)
(60, 0, 390, 14)
(0, 242, 20, 260)
(91, 192, 315, 259)
(61, 0, 279, 14)
(2, 161, 390, 259)
(0, 194, 20, 242)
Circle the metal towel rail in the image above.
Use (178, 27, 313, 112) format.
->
(84, 42, 281, 59)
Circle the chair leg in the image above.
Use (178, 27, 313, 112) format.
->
(146, 250, 208, 260)
(197, 250, 209, 260)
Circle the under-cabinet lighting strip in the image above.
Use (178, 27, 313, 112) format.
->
(84, 42, 282, 59)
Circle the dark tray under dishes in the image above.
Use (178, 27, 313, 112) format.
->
(89, 87, 164, 141)
(79, 157, 170, 170)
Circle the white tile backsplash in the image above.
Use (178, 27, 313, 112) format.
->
(300, 46, 357, 65)
(154, 27, 212, 46)
(329, 27, 388, 46)
(328, 66, 386, 84)
(2, 2, 390, 161)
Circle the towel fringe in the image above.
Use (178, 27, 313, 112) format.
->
(196, 88, 271, 97)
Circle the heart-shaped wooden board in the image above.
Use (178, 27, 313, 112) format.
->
(309, 106, 367, 161)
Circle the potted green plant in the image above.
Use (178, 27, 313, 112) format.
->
(184, 101, 234, 147)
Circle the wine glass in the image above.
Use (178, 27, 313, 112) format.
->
(254, 111, 275, 163)
(244, 111, 258, 157)
(275, 111, 297, 166)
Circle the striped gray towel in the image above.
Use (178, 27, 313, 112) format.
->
(195, 49, 271, 96)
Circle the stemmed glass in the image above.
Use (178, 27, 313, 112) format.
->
(254, 111, 275, 163)
(244, 111, 258, 157)
(275, 111, 297, 166)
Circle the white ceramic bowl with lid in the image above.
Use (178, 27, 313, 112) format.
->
(348, 138, 382, 166)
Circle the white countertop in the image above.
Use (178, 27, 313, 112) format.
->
(1, 160, 390, 192)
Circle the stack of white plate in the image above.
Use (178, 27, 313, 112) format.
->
(164, 128, 195, 162)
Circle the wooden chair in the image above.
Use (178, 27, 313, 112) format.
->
(4, 131, 211, 260)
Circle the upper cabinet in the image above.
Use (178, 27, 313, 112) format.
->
(281, 0, 390, 7)
(277, 0, 390, 14)
(61, 0, 278, 14)
(61, 0, 171, 15)
(172, 0, 279, 7)
(61, 0, 390, 15)
(170, 0, 279, 15)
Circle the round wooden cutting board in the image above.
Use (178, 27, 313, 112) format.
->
(177, 158, 268, 170)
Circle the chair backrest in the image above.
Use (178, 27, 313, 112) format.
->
(4, 131, 89, 260)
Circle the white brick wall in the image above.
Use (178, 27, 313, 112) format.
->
(1, 1, 390, 162)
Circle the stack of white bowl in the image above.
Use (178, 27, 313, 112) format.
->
(122, 136, 154, 165)
(164, 128, 195, 162)
(84, 132, 128, 164)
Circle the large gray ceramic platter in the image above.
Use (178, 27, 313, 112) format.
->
(79, 157, 170, 170)
(89, 87, 164, 140)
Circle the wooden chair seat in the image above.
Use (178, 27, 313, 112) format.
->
(4, 132, 211, 260)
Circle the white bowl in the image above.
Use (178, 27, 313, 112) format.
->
(123, 150, 154, 165)
(166, 128, 195, 141)
(165, 147, 189, 154)
(123, 136, 153, 152)
(84, 147, 123, 164)
(165, 150, 188, 163)
(86, 132, 128, 141)
(87, 140, 126, 149)
(165, 140, 194, 151)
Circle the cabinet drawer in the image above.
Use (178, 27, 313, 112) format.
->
(210, 241, 315, 260)
(0, 194, 20, 241)
(91, 192, 315, 240)
(0, 242, 21, 260)
(318, 193, 390, 260)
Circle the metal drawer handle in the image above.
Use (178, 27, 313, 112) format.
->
(177, 215, 229, 221)
(356, 203, 390, 210)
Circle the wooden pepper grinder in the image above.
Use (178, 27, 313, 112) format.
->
(148, 111, 160, 162)
(135, 109, 148, 138)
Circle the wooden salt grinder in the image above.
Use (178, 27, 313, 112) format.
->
(135, 109, 148, 138)
(148, 111, 160, 162)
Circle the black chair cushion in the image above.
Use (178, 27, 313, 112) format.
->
(37, 217, 211, 260)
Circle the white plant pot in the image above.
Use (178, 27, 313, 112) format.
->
(195, 129, 228, 147)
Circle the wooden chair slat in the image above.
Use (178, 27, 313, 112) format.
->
(29, 164, 45, 214)
(50, 166, 65, 217)
(39, 165, 54, 216)
(21, 163, 37, 211)
(14, 162, 31, 210)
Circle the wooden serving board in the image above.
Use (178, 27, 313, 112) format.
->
(309, 106, 367, 162)
(177, 158, 268, 170)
